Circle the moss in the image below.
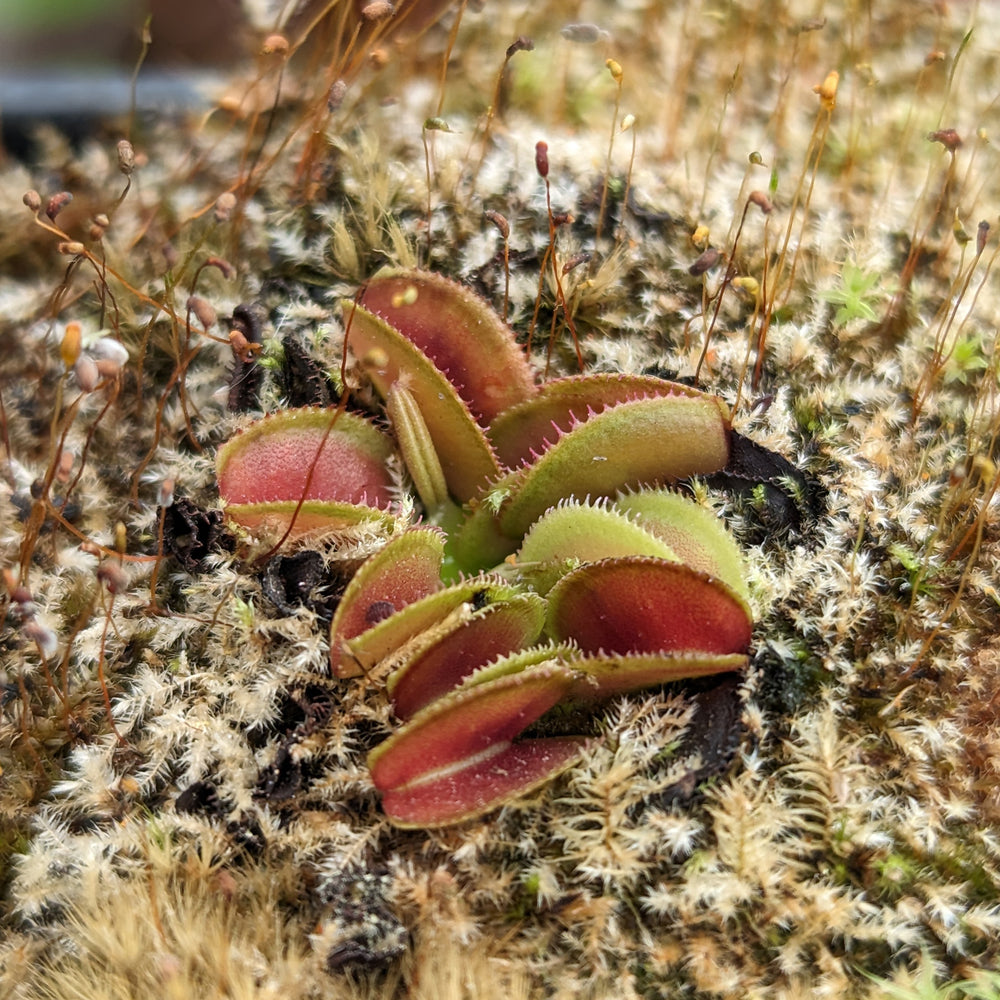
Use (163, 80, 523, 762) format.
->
(754, 637, 829, 718)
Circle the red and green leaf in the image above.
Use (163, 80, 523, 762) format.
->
(330, 528, 445, 677)
(369, 664, 584, 828)
(343, 299, 501, 502)
(488, 373, 728, 468)
(387, 591, 546, 719)
(358, 268, 536, 424)
(216, 407, 396, 538)
(547, 556, 752, 656)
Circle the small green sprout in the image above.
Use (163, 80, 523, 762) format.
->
(888, 542, 938, 598)
(942, 332, 990, 385)
(482, 485, 513, 515)
(257, 337, 285, 373)
(821, 261, 883, 328)
(861, 949, 1000, 1000)
(232, 595, 256, 630)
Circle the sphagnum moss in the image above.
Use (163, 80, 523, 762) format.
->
(2, 3, 1000, 999)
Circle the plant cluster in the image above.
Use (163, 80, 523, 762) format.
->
(216, 267, 753, 826)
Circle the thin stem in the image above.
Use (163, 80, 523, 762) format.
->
(423, 127, 433, 266)
(96, 587, 128, 745)
(596, 68, 623, 244)
(617, 125, 637, 246)
(467, 36, 533, 197)
(127, 16, 152, 141)
(435, 0, 468, 117)
(543, 178, 582, 372)
(147, 502, 169, 613)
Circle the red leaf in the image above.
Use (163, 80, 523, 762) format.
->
(388, 592, 546, 718)
(330, 528, 444, 677)
(216, 408, 395, 537)
(548, 557, 752, 656)
(380, 736, 585, 827)
(358, 269, 536, 424)
(343, 300, 501, 501)
(369, 665, 575, 792)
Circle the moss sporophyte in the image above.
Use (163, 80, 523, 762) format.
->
(216, 269, 753, 827)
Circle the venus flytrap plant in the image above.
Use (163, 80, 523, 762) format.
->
(216, 267, 753, 826)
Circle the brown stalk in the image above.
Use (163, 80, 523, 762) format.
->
(467, 36, 534, 197)
(751, 77, 835, 389)
(595, 59, 623, 244)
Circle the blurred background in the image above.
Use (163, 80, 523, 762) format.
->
(0, 0, 455, 127)
(0, 0, 248, 70)
(0, 0, 249, 133)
